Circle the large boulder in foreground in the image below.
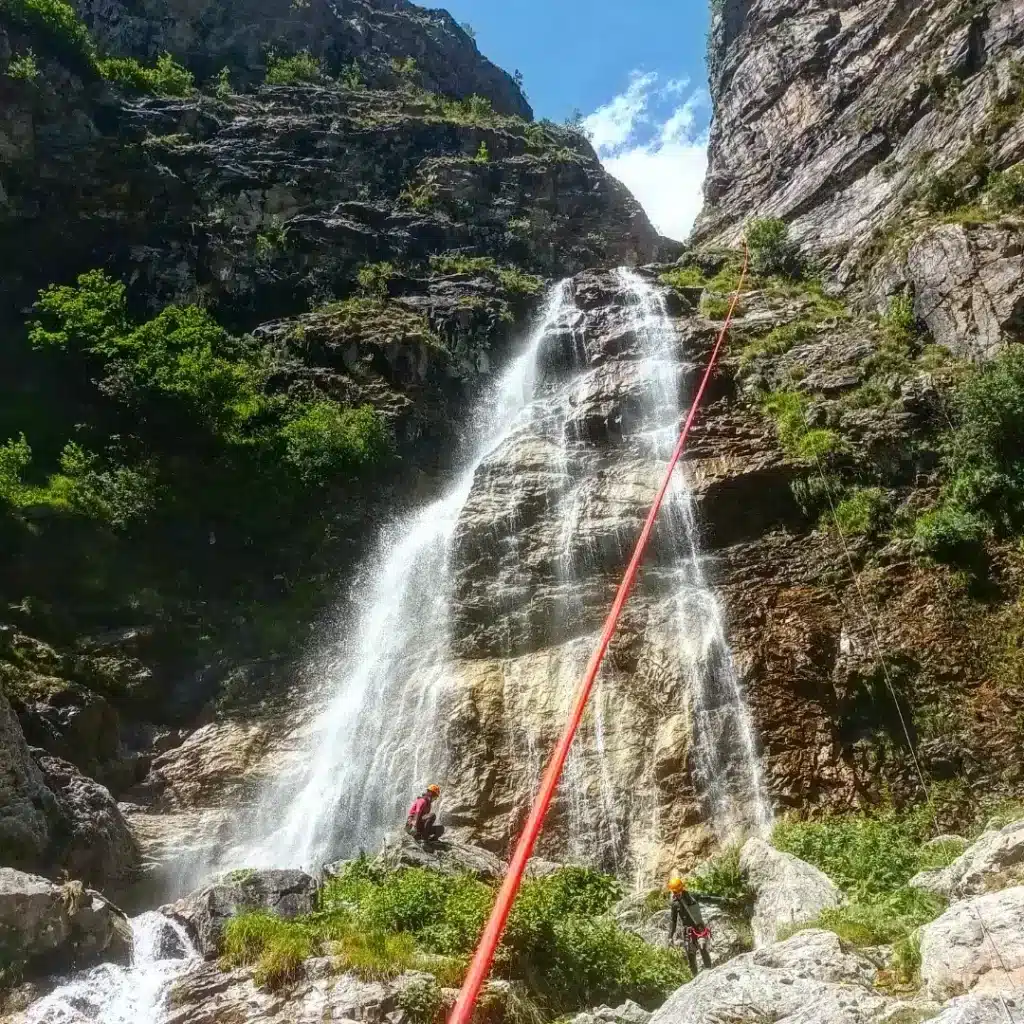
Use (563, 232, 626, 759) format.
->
(373, 832, 507, 881)
(930, 994, 1024, 1023)
(163, 868, 318, 957)
(0, 867, 131, 979)
(739, 838, 842, 947)
(0, 692, 63, 871)
(36, 754, 140, 888)
(911, 820, 1024, 902)
(920, 886, 1024, 1000)
(647, 929, 907, 1024)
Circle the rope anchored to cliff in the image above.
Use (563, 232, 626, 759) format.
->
(447, 244, 751, 1024)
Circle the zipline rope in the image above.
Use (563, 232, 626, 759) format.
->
(448, 247, 750, 1024)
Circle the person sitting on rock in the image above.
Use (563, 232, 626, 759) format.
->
(667, 875, 713, 974)
(406, 783, 445, 843)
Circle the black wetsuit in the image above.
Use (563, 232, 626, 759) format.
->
(668, 891, 713, 973)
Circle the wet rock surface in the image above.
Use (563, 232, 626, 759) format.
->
(163, 868, 318, 957)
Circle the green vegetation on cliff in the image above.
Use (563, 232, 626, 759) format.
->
(222, 862, 687, 1010)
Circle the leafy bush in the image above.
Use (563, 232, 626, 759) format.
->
(397, 978, 443, 1024)
(746, 217, 800, 278)
(773, 807, 936, 898)
(400, 178, 438, 210)
(98, 53, 194, 96)
(701, 295, 735, 320)
(882, 293, 917, 343)
(498, 268, 543, 296)
(761, 390, 843, 463)
(913, 504, 989, 558)
(831, 487, 888, 537)
(281, 403, 389, 485)
(213, 65, 232, 98)
(658, 266, 706, 290)
(984, 164, 1024, 210)
(7, 49, 39, 80)
(356, 261, 395, 298)
(473, 140, 490, 163)
(688, 845, 751, 903)
(266, 49, 323, 85)
(920, 146, 990, 213)
(0, 0, 96, 71)
(916, 837, 968, 872)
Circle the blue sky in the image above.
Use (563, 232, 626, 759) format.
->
(428, 0, 712, 240)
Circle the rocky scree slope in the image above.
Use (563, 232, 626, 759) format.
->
(0, 0, 668, 888)
(699, 0, 1024, 358)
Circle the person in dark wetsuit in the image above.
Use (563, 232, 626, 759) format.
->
(667, 875, 713, 974)
(406, 784, 445, 842)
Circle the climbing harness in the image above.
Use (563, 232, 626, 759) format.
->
(448, 247, 750, 1024)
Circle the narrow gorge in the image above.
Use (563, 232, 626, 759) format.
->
(3, 0, 1024, 1022)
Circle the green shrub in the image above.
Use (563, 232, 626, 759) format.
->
(916, 837, 968, 871)
(688, 845, 751, 903)
(920, 146, 990, 212)
(356, 261, 395, 298)
(340, 61, 362, 89)
(739, 319, 814, 367)
(98, 53, 194, 96)
(473, 140, 490, 164)
(400, 178, 438, 210)
(831, 487, 888, 536)
(498, 267, 543, 296)
(913, 504, 989, 558)
(281, 402, 388, 485)
(746, 217, 800, 278)
(335, 927, 417, 981)
(397, 977, 444, 1024)
(266, 49, 323, 85)
(984, 164, 1024, 210)
(795, 889, 941, 948)
(7, 49, 39, 80)
(761, 390, 843, 463)
(213, 65, 232, 98)
(773, 807, 936, 897)
(701, 295, 735, 320)
(882, 293, 917, 343)
(221, 911, 312, 990)
(430, 254, 498, 276)
(658, 266, 707, 290)
(0, 0, 96, 71)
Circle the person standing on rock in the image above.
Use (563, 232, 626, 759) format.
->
(667, 875, 713, 975)
(406, 783, 445, 842)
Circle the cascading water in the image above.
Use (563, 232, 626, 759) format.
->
(20, 913, 199, 1024)
(230, 283, 575, 870)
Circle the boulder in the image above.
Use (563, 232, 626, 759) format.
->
(920, 886, 1024, 1000)
(739, 838, 842, 947)
(0, 691, 63, 871)
(930, 994, 1024, 1023)
(0, 867, 131, 979)
(570, 1001, 651, 1024)
(911, 820, 1024, 902)
(163, 868, 318, 957)
(647, 929, 907, 1024)
(159, 959, 430, 1024)
(376, 832, 506, 882)
(36, 754, 140, 887)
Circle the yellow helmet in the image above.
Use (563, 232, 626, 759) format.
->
(426, 784, 441, 797)
(667, 875, 685, 893)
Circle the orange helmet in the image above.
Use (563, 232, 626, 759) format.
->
(426, 784, 441, 797)
(667, 875, 685, 893)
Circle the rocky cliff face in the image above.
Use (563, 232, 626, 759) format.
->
(699, 0, 1024, 357)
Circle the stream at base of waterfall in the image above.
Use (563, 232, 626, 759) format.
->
(20, 272, 770, 1023)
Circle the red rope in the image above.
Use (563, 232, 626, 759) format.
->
(448, 246, 750, 1024)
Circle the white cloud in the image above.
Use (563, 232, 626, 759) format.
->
(585, 75, 709, 242)
(582, 72, 657, 152)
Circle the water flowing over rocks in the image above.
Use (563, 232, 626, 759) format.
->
(739, 837, 842, 947)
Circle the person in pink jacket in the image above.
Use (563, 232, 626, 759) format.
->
(406, 784, 445, 842)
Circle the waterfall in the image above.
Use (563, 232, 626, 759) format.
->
(230, 283, 575, 870)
